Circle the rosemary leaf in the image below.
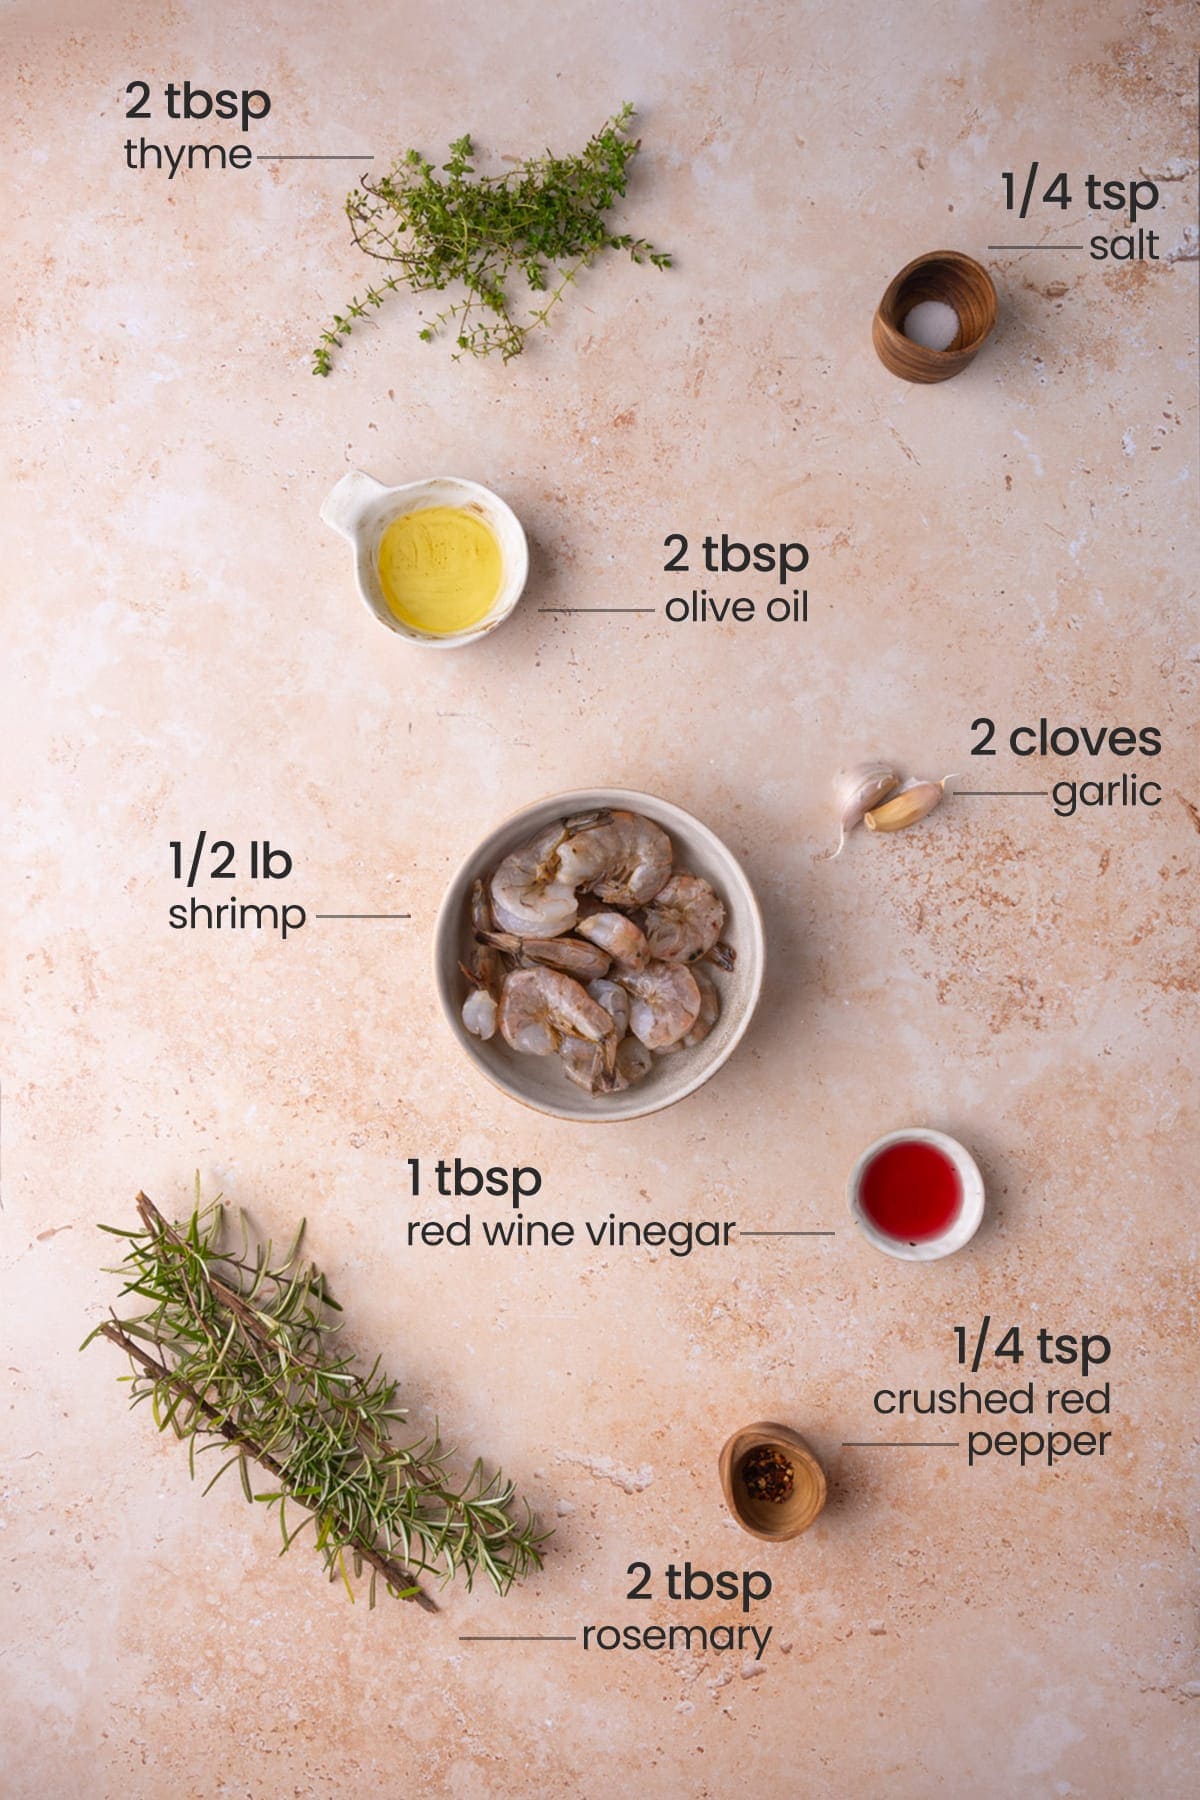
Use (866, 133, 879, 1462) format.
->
(88, 1192, 548, 1611)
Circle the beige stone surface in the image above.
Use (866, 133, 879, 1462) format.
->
(2, 0, 1197, 1794)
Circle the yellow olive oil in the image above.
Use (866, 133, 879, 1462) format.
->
(377, 507, 502, 636)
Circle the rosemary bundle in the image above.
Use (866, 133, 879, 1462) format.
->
(312, 102, 671, 372)
(85, 1191, 545, 1610)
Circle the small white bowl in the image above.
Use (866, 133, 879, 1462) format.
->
(320, 470, 528, 648)
(434, 789, 765, 1123)
(848, 1127, 984, 1262)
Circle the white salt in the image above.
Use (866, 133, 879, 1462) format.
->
(903, 299, 960, 351)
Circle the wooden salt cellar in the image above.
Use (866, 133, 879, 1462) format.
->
(872, 249, 997, 383)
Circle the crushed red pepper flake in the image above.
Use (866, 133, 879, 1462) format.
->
(741, 1445, 794, 1504)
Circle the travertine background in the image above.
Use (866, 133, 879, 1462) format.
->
(2, 0, 1197, 1794)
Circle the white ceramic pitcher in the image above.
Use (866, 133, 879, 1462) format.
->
(320, 470, 529, 648)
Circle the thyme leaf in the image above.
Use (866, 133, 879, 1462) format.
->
(312, 102, 671, 373)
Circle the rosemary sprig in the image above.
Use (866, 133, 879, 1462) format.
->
(84, 1190, 547, 1609)
(312, 102, 671, 373)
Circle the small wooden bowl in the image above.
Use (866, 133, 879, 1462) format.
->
(719, 1422, 826, 1541)
(872, 250, 997, 383)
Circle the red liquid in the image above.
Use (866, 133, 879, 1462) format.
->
(859, 1140, 961, 1243)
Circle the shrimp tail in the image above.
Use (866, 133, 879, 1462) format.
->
(480, 928, 521, 955)
(705, 940, 737, 971)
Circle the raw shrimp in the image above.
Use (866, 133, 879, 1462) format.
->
(461, 983, 500, 1039)
(460, 883, 506, 1039)
(587, 978, 631, 1041)
(559, 1035, 609, 1094)
(560, 1030, 653, 1094)
(466, 808, 732, 1096)
(461, 955, 504, 1039)
(489, 822, 579, 939)
(469, 877, 496, 937)
(557, 811, 673, 909)
(641, 872, 725, 963)
(620, 960, 701, 1050)
(614, 1036, 654, 1087)
(482, 929, 610, 981)
(574, 909, 650, 972)
(682, 963, 720, 1045)
(498, 968, 616, 1061)
(655, 963, 720, 1053)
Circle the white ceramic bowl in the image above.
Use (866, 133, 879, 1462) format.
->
(434, 789, 765, 1122)
(320, 470, 528, 647)
(847, 1127, 984, 1261)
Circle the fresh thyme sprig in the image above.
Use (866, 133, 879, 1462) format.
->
(84, 1190, 547, 1609)
(312, 102, 671, 372)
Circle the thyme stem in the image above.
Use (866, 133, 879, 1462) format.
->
(311, 103, 671, 373)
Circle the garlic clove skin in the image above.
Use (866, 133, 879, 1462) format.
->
(821, 761, 902, 859)
(864, 775, 956, 834)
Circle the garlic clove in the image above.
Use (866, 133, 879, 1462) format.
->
(864, 775, 956, 834)
(820, 761, 903, 860)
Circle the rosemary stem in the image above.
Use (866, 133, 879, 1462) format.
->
(91, 1192, 545, 1605)
(98, 1319, 438, 1612)
(136, 1196, 446, 1496)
